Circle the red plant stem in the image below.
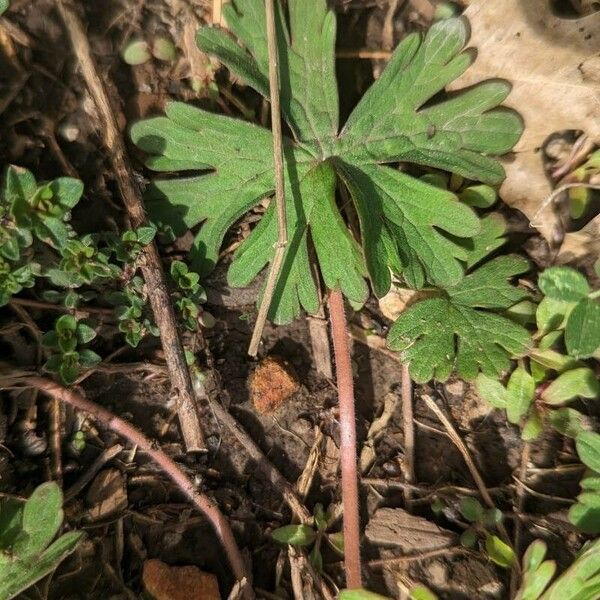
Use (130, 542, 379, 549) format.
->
(26, 377, 253, 600)
(328, 289, 362, 589)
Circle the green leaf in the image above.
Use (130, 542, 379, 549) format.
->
(121, 39, 151, 65)
(459, 184, 497, 208)
(485, 534, 515, 568)
(339, 591, 392, 600)
(410, 585, 438, 600)
(388, 296, 530, 383)
(476, 373, 508, 409)
(529, 348, 579, 373)
(549, 408, 585, 438)
(135, 11, 522, 326)
(339, 19, 522, 184)
(460, 528, 477, 548)
(536, 297, 575, 333)
(198, 0, 339, 146)
(55, 314, 77, 334)
(459, 497, 484, 522)
(271, 524, 317, 547)
(12, 483, 63, 558)
(576, 431, 600, 473)
(78, 349, 102, 369)
(522, 410, 543, 441)
(0, 0, 9, 16)
(539, 538, 600, 599)
(0, 530, 82, 600)
(446, 255, 529, 309)
(326, 531, 344, 555)
(568, 501, 600, 535)
(539, 267, 590, 302)
(506, 367, 535, 424)
(523, 540, 548, 572)
(338, 161, 479, 293)
(76, 322, 97, 345)
(565, 299, 600, 359)
(517, 560, 556, 600)
(541, 368, 600, 405)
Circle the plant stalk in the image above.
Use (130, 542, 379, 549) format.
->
(56, 0, 206, 452)
(26, 377, 252, 599)
(328, 289, 362, 589)
(248, 0, 288, 356)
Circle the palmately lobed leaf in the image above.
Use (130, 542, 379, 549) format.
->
(134, 4, 523, 325)
(338, 19, 522, 184)
(388, 296, 530, 382)
(197, 0, 339, 148)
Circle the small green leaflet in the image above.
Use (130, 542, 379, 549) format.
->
(485, 534, 515, 568)
(538, 267, 590, 302)
(576, 431, 600, 474)
(133, 1, 522, 323)
(506, 367, 535, 424)
(388, 254, 530, 382)
(565, 298, 600, 359)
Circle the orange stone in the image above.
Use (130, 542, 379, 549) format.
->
(250, 356, 300, 414)
(142, 559, 221, 600)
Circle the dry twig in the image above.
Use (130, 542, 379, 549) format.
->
(401, 364, 415, 509)
(420, 393, 515, 554)
(26, 377, 252, 599)
(55, 0, 206, 452)
(248, 0, 288, 356)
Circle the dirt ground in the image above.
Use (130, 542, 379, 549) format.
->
(0, 1, 596, 599)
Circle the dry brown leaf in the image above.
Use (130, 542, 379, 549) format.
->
(249, 355, 300, 414)
(451, 0, 600, 246)
(365, 507, 457, 552)
(143, 559, 221, 600)
(84, 468, 127, 522)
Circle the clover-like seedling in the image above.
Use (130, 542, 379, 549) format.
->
(0, 482, 82, 600)
(42, 314, 101, 384)
(108, 276, 159, 348)
(132, 1, 522, 333)
(271, 503, 343, 572)
(5, 165, 82, 250)
(455, 496, 515, 569)
(170, 260, 207, 331)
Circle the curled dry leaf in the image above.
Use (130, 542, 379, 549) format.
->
(450, 0, 600, 249)
(142, 559, 221, 600)
(250, 355, 300, 414)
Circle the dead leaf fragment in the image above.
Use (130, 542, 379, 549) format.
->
(142, 559, 221, 600)
(451, 0, 600, 245)
(250, 355, 300, 414)
(85, 468, 127, 522)
(366, 507, 457, 552)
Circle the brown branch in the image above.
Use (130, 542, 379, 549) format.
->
(328, 289, 362, 589)
(401, 364, 415, 510)
(55, 0, 205, 452)
(25, 377, 252, 599)
(210, 400, 311, 524)
(248, 0, 288, 356)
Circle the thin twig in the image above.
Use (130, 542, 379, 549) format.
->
(420, 393, 515, 555)
(64, 444, 123, 502)
(210, 400, 311, 524)
(511, 442, 530, 597)
(401, 364, 415, 510)
(10, 297, 114, 318)
(368, 545, 469, 569)
(24, 377, 252, 599)
(329, 289, 362, 589)
(248, 0, 288, 356)
(336, 49, 394, 59)
(10, 302, 63, 484)
(56, 0, 206, 452)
